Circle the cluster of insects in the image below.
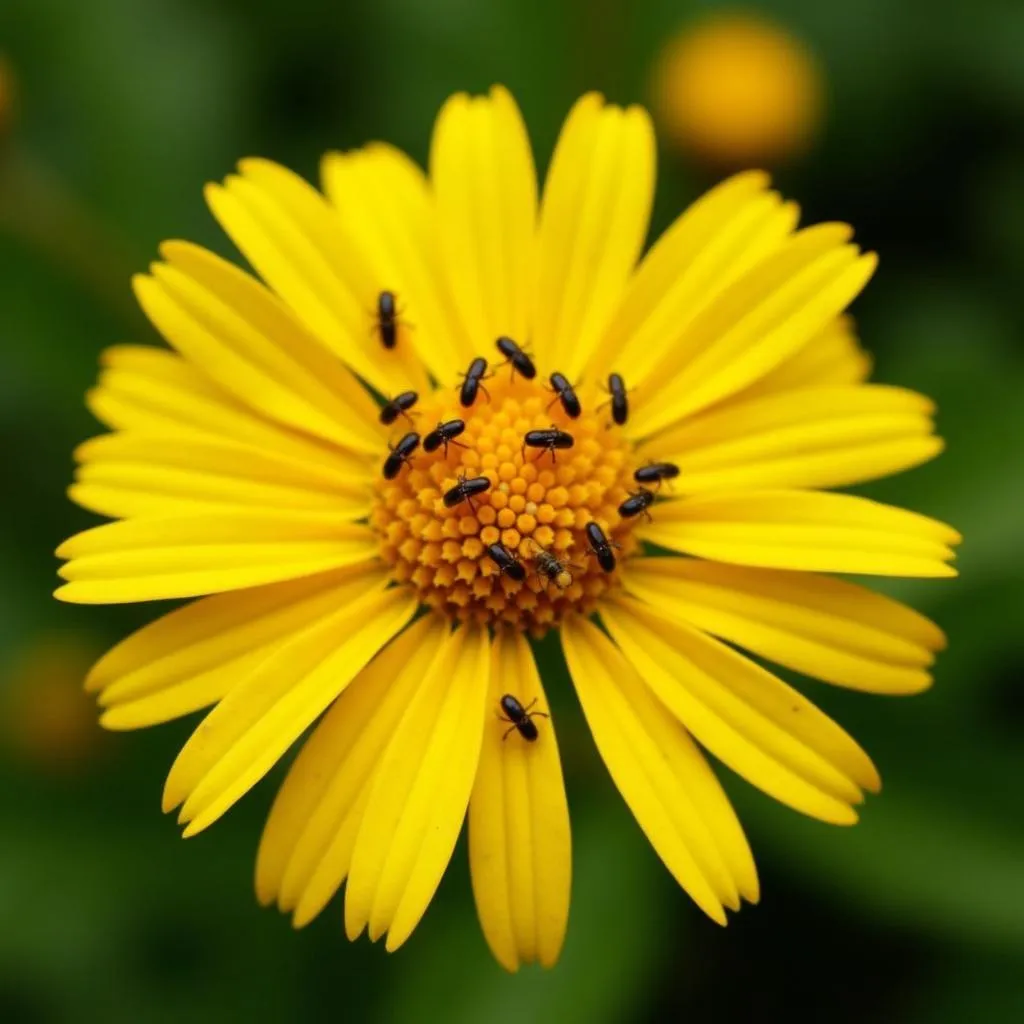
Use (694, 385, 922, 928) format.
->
(373, 293, 688, 743)
(376, 301, 681, 560)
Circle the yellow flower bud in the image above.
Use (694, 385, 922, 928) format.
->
(652, 13, 823, 166)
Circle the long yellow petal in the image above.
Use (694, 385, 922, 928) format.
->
(468, 629, 570, 971)
(726, 316, 871, 401)
(159, 241, 383, 445)
(640, 385, 941, 492)
(622, 559, 944, 694)
(90, 567, 382, 729)
(132, 264, 377, 454)
(254, 616, 447, 925)
(628, 230, 877, 438)
(76, 429, 369, 486)
(588, 172, 796, 384)
(534, 94, 656, 378)
(640, 490, 960, 577)
(430, 86, 537, 363)
(561, 615, 758, 922)
(164, 584, 416, 835)
(72, 432, 370, 520)
(321, 143, 468, 382)
(345, 624, 491, 951)
(86, 346, 362, 477)
(55, 512, 380, 603)
(206, 163, 426, 396)
(601, 595, 880, 824)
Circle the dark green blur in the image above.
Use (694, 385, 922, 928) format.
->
(1, 0, 1022, 1021)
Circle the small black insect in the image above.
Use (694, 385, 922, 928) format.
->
(521, 428, 574, 463)
(584, 521, 621, 573)
(600, 373, 629, 426)
(382, 431, 420, 480)
(379, 390, 419, 426)
(498, 693, 549, 742)
(423, 419, 467, 456)
(496, 336, 537, 380)
(442, 472, 492, 512)
(375, 290, 399, 349)
(634, 462, 680, 490)
(459, 357, 491, 407)
(618, 488, 655, 521)
(546, 372, 581, 419)
(487, 542, 526, 582)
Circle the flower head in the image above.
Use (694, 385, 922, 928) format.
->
(57, 86, 957, 970)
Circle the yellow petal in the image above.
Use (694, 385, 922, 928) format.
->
(468, 629, 571, 971)
(254, 616, 446, 924)
(92, 567, 382, 729)
(72, 432, 370, 520)
(158, 241, 383, 445)
(628, 230, 877, 438)
(640, 490, 960, 577)
(89, 344, 233, 426)
(76, 427, 368, 484)
(165, 584, 416, 835)
(55, 512, 379, 603)
(133, 257, 380, 454)
(321, 143, 469, 383)
(640, 385, 942, 493)
(588, 171, 797, 384)
(87, 346, 362, 477)
(622, 558, 943, 694)
(601, 595, 879, 823)
(727, 316, 871, 401)
(345, 624, 491, 951)
(430, 86, 537, 363)
(534, 94, 656, 378)
(561, 615, 757, 921)
(206, 163, 426, 396)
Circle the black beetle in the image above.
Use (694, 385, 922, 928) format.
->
(459, 357, 491, 407)
(382, 431, 420, 479)
(547, 372, 581, 418)
(423, 419, 467, 456)
(442, 473, 491, 512)
(379, 390, 418, 426)
(498, 694, 549, 742)
(495, 336, 536, 380)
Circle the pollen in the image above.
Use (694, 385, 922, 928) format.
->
(370, 375, 640, 633)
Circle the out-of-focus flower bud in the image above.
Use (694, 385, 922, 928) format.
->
(0, 55, 15, 142)
(2, 632, 102, 773)
(652, 13, 823, 167)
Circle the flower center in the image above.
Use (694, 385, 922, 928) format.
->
(370, 373, 641, 634)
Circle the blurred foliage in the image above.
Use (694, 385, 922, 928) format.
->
(1, 0, 1022, 1021)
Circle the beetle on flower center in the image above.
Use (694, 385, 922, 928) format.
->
(372, 368, 640, 633)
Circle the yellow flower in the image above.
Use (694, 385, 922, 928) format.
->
(653, 13, 823, 165)
(56, 86, 957, 970)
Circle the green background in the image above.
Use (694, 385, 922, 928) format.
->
(1, 0, 1022, 1021)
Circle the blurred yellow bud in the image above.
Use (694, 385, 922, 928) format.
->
(3, 632, 102, 773)
(0, 55, 14, 140)
(652, 12, 823, 167)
